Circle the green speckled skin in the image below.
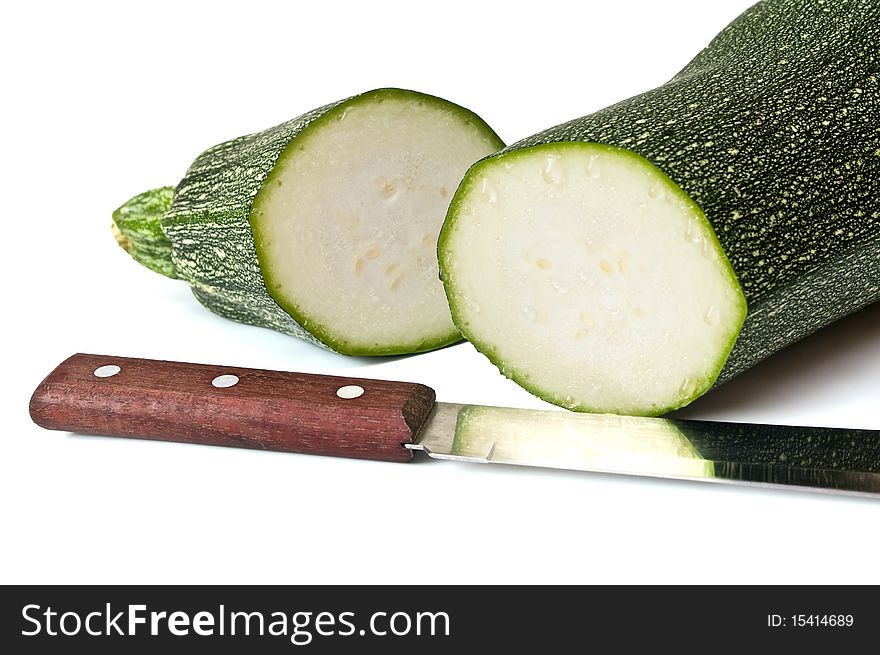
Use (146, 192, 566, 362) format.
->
(489, 0, 880, 384)
(163, 100, 343, 348)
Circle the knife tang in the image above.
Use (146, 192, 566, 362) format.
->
(29, 353, 436, 462)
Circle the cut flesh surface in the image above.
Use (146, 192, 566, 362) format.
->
(440, 143, 747, 415)
(251, 89, 503, 355)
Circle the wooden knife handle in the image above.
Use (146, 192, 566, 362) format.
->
(29, 353, 436, 462)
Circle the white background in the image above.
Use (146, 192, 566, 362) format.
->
(2, 0, 878, 584)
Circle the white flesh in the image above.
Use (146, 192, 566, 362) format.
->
(256, 95, 500, 353)
(443, 145, 745, 414)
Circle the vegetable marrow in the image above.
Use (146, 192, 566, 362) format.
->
(114, 88, 503, 355)
(440, 0, 880, 415)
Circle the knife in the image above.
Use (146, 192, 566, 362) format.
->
(29, 354, 880, 497)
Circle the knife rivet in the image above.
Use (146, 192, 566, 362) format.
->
(336, 385, 364, 399)
(212, 374, 239, 388)
(93, 365, 121, 378)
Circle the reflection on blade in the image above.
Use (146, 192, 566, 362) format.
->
(453, 406, 715, 479)
(410, 404, 880, 497)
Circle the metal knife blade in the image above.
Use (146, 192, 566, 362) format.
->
(408, 403, 880, 497)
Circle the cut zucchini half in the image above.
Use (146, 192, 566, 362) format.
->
(115, 88, 504, 356)
(440, 143, 747, 415)
(439, 1, 880, 415)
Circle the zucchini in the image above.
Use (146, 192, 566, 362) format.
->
(440, 0, 880, 415)
(114, 88, 503, 355)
